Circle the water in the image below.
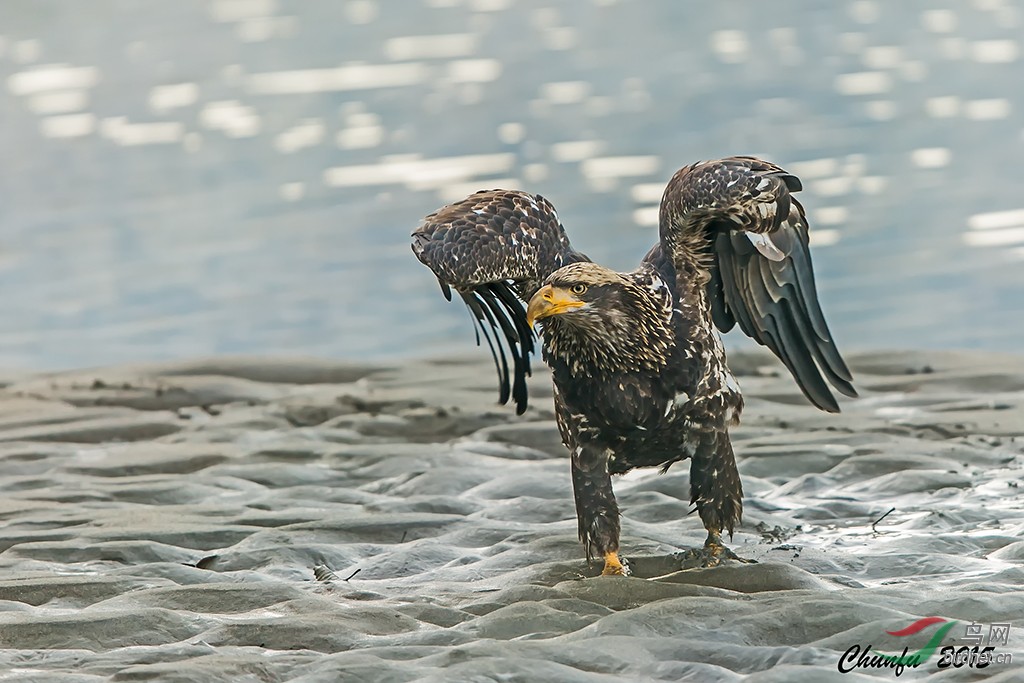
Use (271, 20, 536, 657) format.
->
(1, 0, 1022, 371)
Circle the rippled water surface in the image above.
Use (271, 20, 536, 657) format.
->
(1, 0, 1022, 370)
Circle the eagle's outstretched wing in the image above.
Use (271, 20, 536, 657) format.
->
(658, 156, 857, 412)
(412, 189, 587, 414)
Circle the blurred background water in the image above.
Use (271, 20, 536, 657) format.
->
(0, 0, 1021, 371)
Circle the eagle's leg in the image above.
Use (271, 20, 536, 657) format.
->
(571, 444, 628, 576)
(682, 431, 753, 568)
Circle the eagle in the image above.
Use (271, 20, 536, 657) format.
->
(411, 156, 856, 575)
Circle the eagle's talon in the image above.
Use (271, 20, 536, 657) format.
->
(678, 533, 755, 569)
(601, 551, 630, 576)
(706, 542, 756, 564)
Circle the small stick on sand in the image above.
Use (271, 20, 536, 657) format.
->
(344, 568, 362, 582)
(871, 507, 896, 533)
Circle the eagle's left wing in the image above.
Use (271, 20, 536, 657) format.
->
(658, 156, 857, 412)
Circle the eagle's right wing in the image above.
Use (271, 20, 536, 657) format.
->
(412, 190, 587, 414)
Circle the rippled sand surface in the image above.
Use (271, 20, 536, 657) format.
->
(0, 351, 1021, 680)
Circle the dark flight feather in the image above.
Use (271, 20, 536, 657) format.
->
(459, 289, 511, 406)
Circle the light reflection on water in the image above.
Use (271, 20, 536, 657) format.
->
(0, 0, 1022, 371)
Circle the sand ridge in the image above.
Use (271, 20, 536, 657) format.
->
(0, 351, 1021, 681)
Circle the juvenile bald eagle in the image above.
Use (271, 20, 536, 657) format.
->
(411, 157, 856, 574)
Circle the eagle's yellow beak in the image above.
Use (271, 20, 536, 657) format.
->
(526, 285, 585, 328)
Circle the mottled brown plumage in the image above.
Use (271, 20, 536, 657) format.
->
(412, 190, 587, 414)
(411, 156, 856, 573)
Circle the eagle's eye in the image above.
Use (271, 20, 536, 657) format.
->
(570, 283, 588, 296)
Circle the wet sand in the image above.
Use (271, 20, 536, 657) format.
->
(0, 350, 1021, 681)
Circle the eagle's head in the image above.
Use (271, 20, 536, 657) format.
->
(526, 262, 674, 375)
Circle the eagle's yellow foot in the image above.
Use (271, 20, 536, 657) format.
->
(601, 551, 630, 576)
(679, 532, 755, 569)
